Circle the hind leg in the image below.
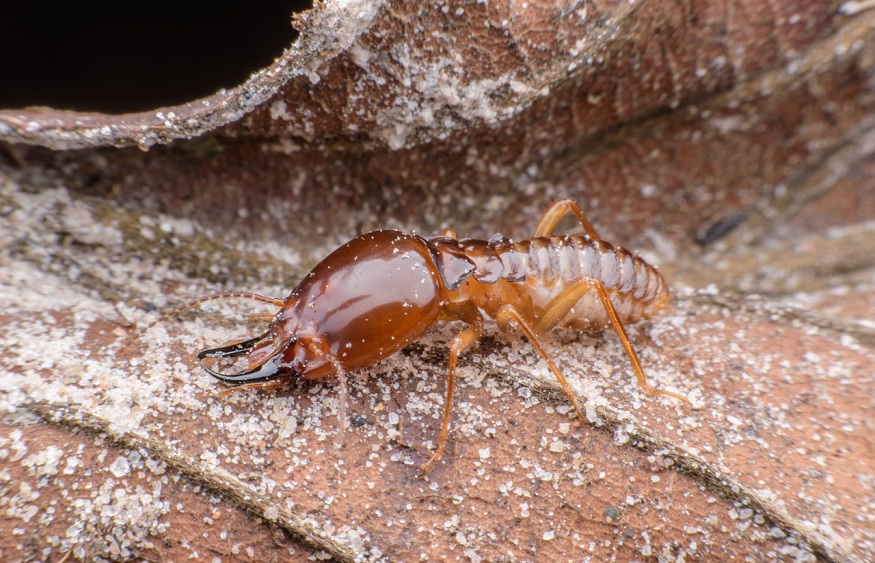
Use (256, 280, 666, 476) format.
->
(551, 279, 688, 404)
(583, 279, 687, 403)
(499, 279, 689, 405)
(533, 199, 601, 240)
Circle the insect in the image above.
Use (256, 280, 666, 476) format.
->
(154, 199, 688, 472)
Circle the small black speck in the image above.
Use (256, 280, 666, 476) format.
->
(604, 506, 621, 522)
(351, 414, 368, 427)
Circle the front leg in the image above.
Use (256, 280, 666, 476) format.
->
(421, 312, 483, 473)
(306, 340, 350, 448)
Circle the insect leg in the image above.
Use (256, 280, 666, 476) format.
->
(533, 199, 601, 240)
(247, 312, 277, 324)
(141, 292, 285, 334)
(587, 280, 690, 405)
(496, 304, 587, 420)
(421, 314, 483, 473)
(217, 380, 287, 396)
(530, 280, 594, 334)
(307, 341, 350, 448)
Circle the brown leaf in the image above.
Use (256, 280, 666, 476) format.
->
(1, 1, 873, 561)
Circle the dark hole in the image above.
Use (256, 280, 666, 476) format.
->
(0, 0, 312, 114)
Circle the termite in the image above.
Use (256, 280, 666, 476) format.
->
(152, 199, 688, 472)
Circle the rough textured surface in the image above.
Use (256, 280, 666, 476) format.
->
(1, 0, 874, 561)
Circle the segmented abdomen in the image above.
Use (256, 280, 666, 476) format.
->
(460, 235, 670, 328)
(515, 236, 667, 302)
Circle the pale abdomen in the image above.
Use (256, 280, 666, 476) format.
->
(463, 236, 670, 330)
(425, 233, 671, 331)
(501, 236, 670, 330)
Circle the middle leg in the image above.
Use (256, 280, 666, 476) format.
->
(496, 304, 587, 421)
